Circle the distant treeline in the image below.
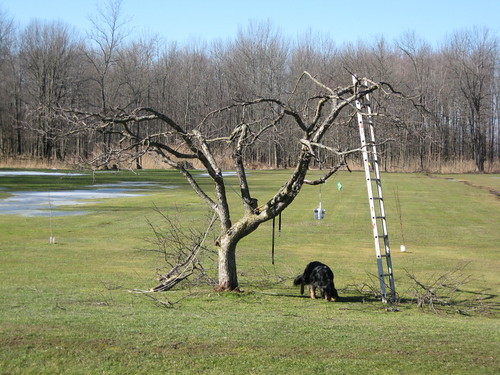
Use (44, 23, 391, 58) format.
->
(0, 6, 498, 172)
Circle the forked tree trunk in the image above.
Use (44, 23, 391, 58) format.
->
(216, 217, 260, 291)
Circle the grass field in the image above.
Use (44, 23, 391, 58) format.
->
(0, 168, 499, 374)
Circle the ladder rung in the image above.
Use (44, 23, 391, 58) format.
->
(375, 216, 386, 220)
(370, 197, 383, 200)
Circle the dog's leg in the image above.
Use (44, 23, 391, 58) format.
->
(300, 283, 304, 295)
(309, 285, 316, 299)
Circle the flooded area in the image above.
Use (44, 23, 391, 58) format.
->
(0, 171, 175, 217)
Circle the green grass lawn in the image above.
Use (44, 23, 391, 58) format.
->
(0, 169, 499, 374)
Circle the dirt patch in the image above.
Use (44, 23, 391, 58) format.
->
(426, 173, 500, 199)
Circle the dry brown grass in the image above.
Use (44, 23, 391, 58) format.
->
(1, 153, 499, 173)
(0, 156, 71, 170)
(381, 159, 500, 174)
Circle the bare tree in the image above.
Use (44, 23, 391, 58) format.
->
(397, 31, 438, 171)
(19, 20, 80, 160)
(68, 72, 379, 291)
(114, 36, 160, 168)
(86, 0, 129, 113)
(0, 8, 17, 155)
(221, 21, 291, 168)
(444, 27, 498, 171)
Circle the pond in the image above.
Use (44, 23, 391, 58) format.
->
(0, 171, 175, 217)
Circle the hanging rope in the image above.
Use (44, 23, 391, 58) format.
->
(271, 216, 276, 265)
(271, 212, 282, 265)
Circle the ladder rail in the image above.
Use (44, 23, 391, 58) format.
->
(364, 91, 391, 251)
(352, 75, 396, 303)
(365, 93, 396, 298)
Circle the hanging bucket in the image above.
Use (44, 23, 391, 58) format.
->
(314, 202, 325, 220)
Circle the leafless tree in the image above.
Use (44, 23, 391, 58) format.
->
(86, 0, 129, 113)
(114, 36, 160, 168)
(19, 20, 81, 160)
(444, 27, 498, 171)
(221, 21, 291, 167)
(0, 9, 17, 155)
(396, 31, 439, 171)
(69, 72, 379, 291)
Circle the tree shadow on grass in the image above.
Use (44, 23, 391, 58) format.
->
(258, 290, 379, 304)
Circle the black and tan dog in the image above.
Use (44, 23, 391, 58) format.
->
(293, 261, 339, 301)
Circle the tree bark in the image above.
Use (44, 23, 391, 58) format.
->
(216, 216, 260, 291)
(217, 235, 239, 291)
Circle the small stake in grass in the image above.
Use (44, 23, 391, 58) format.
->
(314, 184, 325, 220)
(394, 187, 407, 252)
(48, 192, 55, 245)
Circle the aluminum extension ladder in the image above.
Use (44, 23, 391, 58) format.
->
(353, 75, 397, 303)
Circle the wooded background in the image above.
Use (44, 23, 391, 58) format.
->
(0, 7, 498, 172)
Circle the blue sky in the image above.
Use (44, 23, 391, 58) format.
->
(1, 0, 498, 46)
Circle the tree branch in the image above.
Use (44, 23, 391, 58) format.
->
(232, 124, 258, 213)
(303, 160, 347, 185)
(153, 148, 218, 211)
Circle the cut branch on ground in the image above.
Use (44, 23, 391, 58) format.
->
(405, 264, 498, 315)
(138, 209, 218, 294)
